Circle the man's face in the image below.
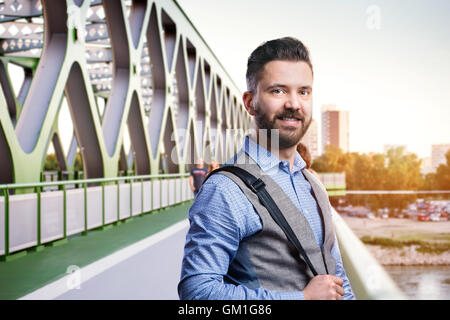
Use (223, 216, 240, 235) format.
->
(245, 60, 313, 149)
(196, 158, 204, 168)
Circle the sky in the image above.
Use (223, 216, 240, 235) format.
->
(176, 0, 450, 159)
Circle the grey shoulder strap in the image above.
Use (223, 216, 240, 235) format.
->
(204, 165, 321, 276)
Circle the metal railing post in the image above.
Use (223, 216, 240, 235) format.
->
(116, 180, 120, 223)
(129, 178, 133, 218)
(151, 178, 154, 211)
(101, 182, 105, 227)
(83, 182, 87, 235)
(63, 184, 67, 238)
(35, 186, 41, 247)
(141, 178, 144, 215)
(3, 189, 9, 257)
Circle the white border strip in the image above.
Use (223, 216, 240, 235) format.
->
(19, 219, 189, 300)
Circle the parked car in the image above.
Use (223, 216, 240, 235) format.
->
(347, 210, 356, 217)
(406, 210, 418, 220)
(356, 211, 368, 218)
(429, 213, 440, 222)
(417, 213, 429, 222)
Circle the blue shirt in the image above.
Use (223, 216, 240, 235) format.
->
(178, 136, 355, 300)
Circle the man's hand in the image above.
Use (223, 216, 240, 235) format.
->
(303, 275, 345, 300)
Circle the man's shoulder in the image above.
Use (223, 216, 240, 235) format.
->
(203, 170, 240, 189)
(195, 169, 256, 225)
(202, 169, 254, 201)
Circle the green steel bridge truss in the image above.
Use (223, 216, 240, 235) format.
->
(0, 0, 252, 184)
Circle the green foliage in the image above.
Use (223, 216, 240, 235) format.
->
(434, 150, 450, 190)
(360, 236, 450, 255)
(312, 145, 449, 191)
(311, 145, 346, 172)
(44, 153, 60, 171)
(44, 152, 84, 172)
(312, 145, 450, 211)
(420, 150, 450, 190)
(74, 151, 84, 171)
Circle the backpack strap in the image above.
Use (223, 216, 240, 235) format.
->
(204, 165, 320, 277)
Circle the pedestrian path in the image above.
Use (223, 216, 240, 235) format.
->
(0, 201, 192, 300)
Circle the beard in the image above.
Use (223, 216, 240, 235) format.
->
(254, 106, 312, 149)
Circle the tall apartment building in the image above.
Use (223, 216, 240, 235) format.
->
(321, 104, 349, 154)
(300, 118, 319, 160)
(421, 157, 433, 175)
(431, 144, 450, 170)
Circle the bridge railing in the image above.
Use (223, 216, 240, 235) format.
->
(332, 207, 407, 299)
(0, 173, 193, 261)
(317, 172, 346, 196)
(2, 171, 408, 299)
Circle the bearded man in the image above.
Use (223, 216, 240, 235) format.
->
(178, 37, 354, 300)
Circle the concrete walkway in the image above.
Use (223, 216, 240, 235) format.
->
(0, 201, 192, 300)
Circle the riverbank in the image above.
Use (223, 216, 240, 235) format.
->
(365, 244, 450, 266)
(341, 215, 450, 266)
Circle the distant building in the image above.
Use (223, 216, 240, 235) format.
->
(301, 118, 319, 160)
(431, 144, 450, 170)
(421, 157, 434, 175)
(321, 104, 349, 153)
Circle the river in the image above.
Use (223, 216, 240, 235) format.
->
(384, 265, 450, 300)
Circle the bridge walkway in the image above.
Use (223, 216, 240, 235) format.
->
(0, 201, 191, 300)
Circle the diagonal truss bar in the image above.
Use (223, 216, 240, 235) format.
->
(0, 0, 252, 185)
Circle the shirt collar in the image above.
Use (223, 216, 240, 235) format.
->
(241, 135, 306, 174)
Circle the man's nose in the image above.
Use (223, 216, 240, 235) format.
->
(284, 92, 301, 110)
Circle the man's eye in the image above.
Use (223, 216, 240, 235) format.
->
(272, 88, 283, 94)
(300, 89, 310, 96)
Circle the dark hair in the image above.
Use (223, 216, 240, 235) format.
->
(246, 37, 313, 93)
(297, 142, 312, 169)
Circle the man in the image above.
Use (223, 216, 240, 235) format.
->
(189, 158, 208, 197)
(178, 37, 354, 300)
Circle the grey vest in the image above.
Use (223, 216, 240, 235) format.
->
(220, 152, 336, 291)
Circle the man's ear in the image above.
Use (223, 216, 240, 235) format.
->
(243, 91, 256, 116)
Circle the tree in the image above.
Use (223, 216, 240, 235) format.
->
(349, 153, 374, 190)
(44, 153, 60, 171)
(384, 147, 422, 190)
(312, 145, 423, 192)
(74, 151, 84, 172)
(435, 150, 450, 190)
(311, 145, 346, 173)
(421, 172, 436, 190)
(311, 145, 444, 214)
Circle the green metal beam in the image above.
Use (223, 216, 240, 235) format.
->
(0, 0, 252, 186)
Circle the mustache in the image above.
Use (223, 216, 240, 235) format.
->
(275, 111, 305, 122)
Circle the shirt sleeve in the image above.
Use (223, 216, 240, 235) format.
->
(178, 176, 305, 300)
